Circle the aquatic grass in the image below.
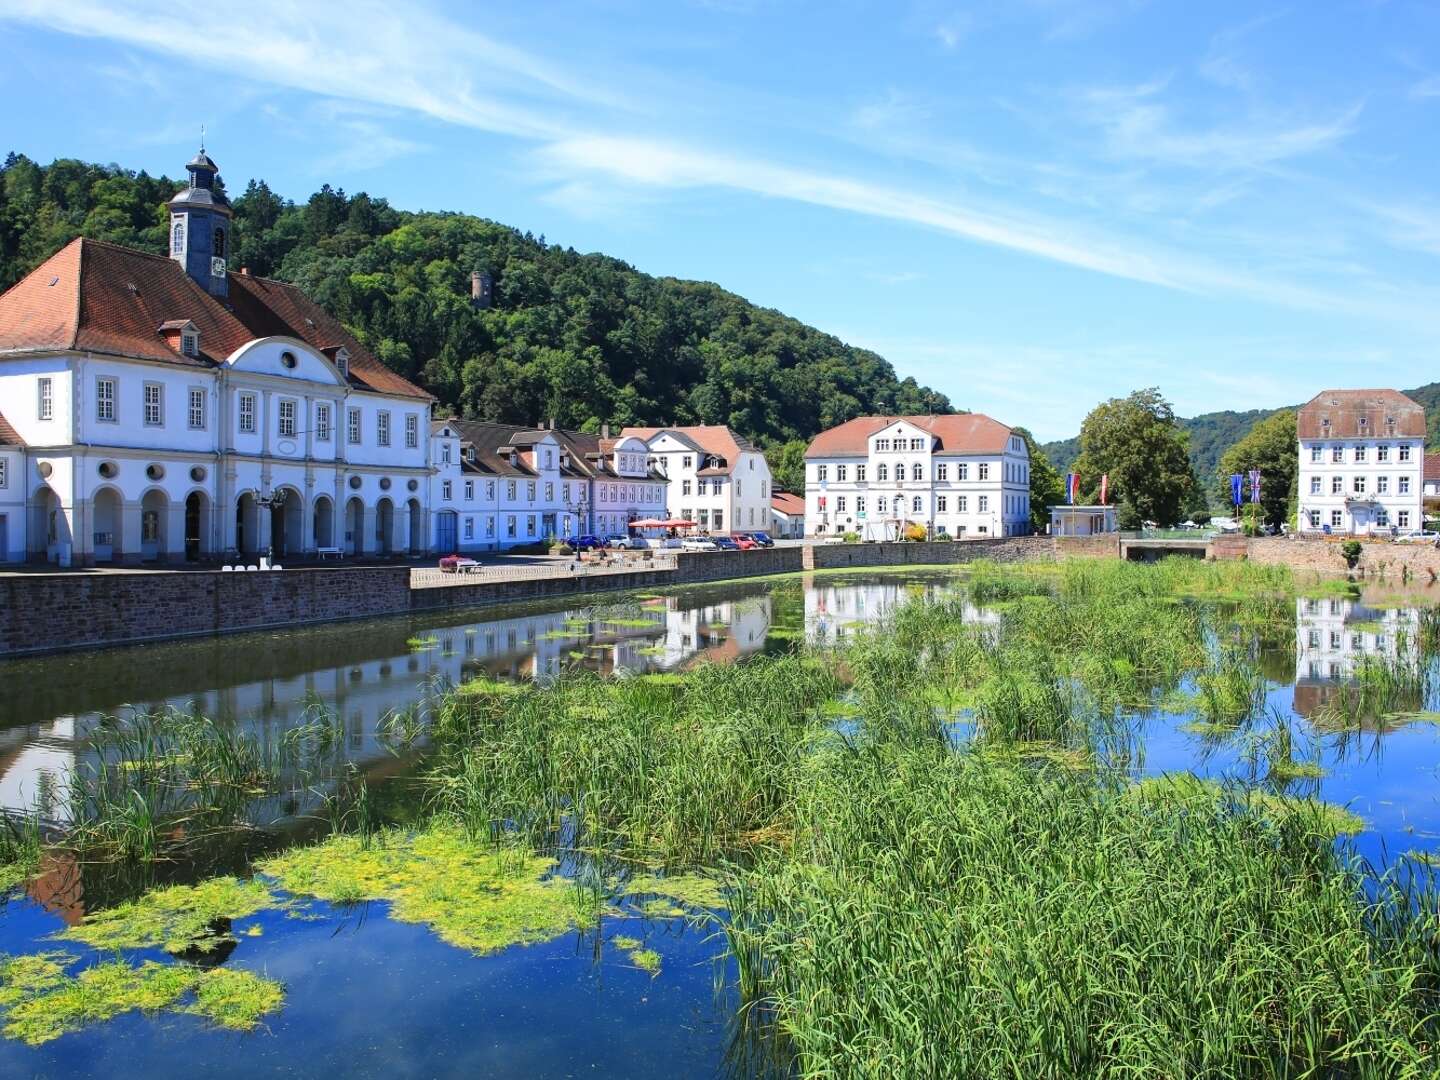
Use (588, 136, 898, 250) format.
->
(727, 746, 1428, 1078)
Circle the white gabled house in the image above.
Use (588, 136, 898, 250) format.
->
(804, 414, 1032, 539)
(1295, 389, 1424, 536)
(621, 425, 773, 534)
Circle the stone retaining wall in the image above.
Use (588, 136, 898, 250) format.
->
(805, 535, 1054, 570)
(1054, 534, 1122, 559)
(0, 538, 1059, 656)
(0, 567, 414, 657)
(1243, 536, 1440, 578)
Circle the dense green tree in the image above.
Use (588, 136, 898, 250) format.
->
(1213, 410, 1297, 528)
(0, 153, 954, 449)
(1071, 388, 1196, 528)
(764, 439, 809, 495)
(1014, 427, 1064, 532)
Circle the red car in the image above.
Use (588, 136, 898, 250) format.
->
(734, 535, 759, 550)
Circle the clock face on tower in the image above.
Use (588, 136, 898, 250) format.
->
(211, 256, 227, 278)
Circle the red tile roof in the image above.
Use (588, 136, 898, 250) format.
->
(805, 414, 1014, 457)
(1296, 390, 1424, 440)
(771, 491, 805, 516)
(620, 425, 755, 474)
(0, 409, 22, 447)
(1425, 451, 1440, 483)
(0, 238, 430, 400)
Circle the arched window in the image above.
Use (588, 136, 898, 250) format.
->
(877, 463, 888, 482)
(213, 226, 226, 258)
(912, 496, 922, 513)
(171, 219, 185, 254)
(912, 463, 923, 481)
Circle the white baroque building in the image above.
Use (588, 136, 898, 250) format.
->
(1296, 389, 1424, 536)
(621, 425, 773, 534)
(429, 419, 667, 551)
(804, 414, 1032, 538)
(0, 150, 434, 565)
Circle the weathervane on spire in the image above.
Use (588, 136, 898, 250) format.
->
(199, 124, 206, 152)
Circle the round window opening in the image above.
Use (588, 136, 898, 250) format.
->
(146, 463, 165, 481)
(379, 477, 392, 491)
(98, 461, 118, 480)
(407, 478, 419, 492)
(37, 462, 53, 479)
(349, 475, 362, 490)
(190, 465, 207, 483)
(280, 350, 298, 370)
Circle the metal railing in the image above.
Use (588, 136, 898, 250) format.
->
(411, 554, 677, 588)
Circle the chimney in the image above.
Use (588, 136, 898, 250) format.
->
(240, 267, 250, 276)
(602, 423, 611, 440)
(549, 417, 556, 430)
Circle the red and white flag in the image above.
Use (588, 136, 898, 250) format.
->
(1099, 474, 1109, 506)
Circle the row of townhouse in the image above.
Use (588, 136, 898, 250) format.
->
(0, 147, 781, 564)
(803, 414, 1033, 538)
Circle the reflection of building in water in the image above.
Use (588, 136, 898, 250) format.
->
(1293, 596, 1420, 716)
(0, 595, 774, 817)
(804, 578, 989, 642)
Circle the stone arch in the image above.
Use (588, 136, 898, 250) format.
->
(407, 498, 424, 555)
(139, 487, 169, 562)
(235, 490, 259, 556)
(92, 485, 124, 563)
(375, 498, 395, 556)
(269, 485, 304, 558)
(184, 489, 212, 561)
(313, 494, 335, 550)
(30, 485, 68, 564)
(345, 496, 365, 557)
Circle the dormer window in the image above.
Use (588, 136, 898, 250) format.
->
(465, 446, 475, 462)
(334, 348, 350, 378)
(181, 330, 199, 357)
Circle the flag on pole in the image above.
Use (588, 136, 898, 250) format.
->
(1066, 473, 1080, 504)
(1099, 474, 1109, 506)
(1230, 473, 1243, 507)
(1249, 469, 1262, 504)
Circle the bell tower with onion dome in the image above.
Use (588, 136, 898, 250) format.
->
(167, 143, 233, 300)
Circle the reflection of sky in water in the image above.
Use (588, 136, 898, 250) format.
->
(3, 572, 1440, 1072)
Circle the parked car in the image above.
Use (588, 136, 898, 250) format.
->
(682, 537, 718, 551)
(438, 554, 479, 573)
(712, 536, 741, 551)
(603, 534, 642, 549)
(734, 535, 759, 550)
(738, 531, 774, 548)
(565, 535, 605, 551)
(658, 537, 684, 549)
(1396, 531, 1440, 543)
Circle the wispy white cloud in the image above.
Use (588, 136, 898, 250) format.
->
(1413, 75, 1440, 99)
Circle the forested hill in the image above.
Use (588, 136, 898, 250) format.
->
(1043, 383, 1440, 479)
(0, 154, 951, 445)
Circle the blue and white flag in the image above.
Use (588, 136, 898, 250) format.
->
(1248, 469, 1262, 504)
(1230, 473, 1243, 507)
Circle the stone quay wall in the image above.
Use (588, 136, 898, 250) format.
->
(1, 539, 1060, 656)
(1243, 536, 1440, 578)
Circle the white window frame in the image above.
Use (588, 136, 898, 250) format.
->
(0, 458, 7, 489)
(316, 403, 332, 442)
(442, 480, 453, 501)
(37, 377, 53, 421)
(348, 407, 362, 445)
(377, 411, 391, 448)
(188, 386, 206, 430)
(239, 392, 257, 434)
(96, 377, 116, 422)
(143, 382, 164, 427)
(278, 398, 297, 437)
(405, 414, 418, 449)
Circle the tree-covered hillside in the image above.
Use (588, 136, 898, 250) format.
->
(1044, 384, 1440, 481)
(0, 153, 951, 445)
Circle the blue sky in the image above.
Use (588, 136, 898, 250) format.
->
(2, 0, 1438, 441)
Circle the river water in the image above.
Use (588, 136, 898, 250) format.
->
(0, 568, 1438, 1075)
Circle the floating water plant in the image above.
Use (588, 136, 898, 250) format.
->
(0, 953, 283, 1045)
(59, 876, 276, 955)
(259, 826, 588, 955)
